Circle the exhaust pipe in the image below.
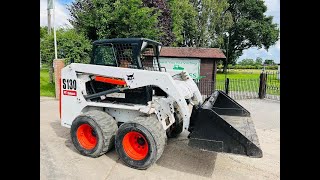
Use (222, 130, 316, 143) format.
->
(188, 90, 263, 158)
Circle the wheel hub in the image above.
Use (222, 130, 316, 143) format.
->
(76, 124, 97, 150)
(122, 131, 149, 160)
(137, 137, 146, 146)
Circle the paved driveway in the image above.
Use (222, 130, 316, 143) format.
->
(40, 97, 280, 180)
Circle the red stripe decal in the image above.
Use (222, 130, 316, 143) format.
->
(63, 90, 77, 96)
(95, 76, 126, 85)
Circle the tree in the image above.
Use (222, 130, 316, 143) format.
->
(40, 28, 92, 75)
(238, 58, 255, 65)
(40, 26, 48, 39)
(68, 0, 160, 41)
(189, 0, 233, 47)
(142, 0, 175, 46)
(264, 59, 275, 65)
(168, 0, 197, 46)
(168, 0, 232, 47)
(40, 26, 51, 80)
(222, 0, 279, 68)
(255, 57, 263, 65)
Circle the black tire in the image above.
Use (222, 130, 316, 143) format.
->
(71, 110, 118, 158)
(166, 122, 183, 138)
(115, 116, 166, 169)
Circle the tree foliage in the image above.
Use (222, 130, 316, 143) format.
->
(68, 0, 160, 41)
(44, 0, 281, 73)
(67, 0, 279, 67)
(168, 0, 232, 47)
(169, 0, 279, 69)
(142, 0, 175, 46)
(40, 26, 48, 39)
(168, 0, 197, 46)
(255, 57, 263, 65)
(223, 0, 280, 65)
(238, 57, 275, 66)
(192, 0, 233, 48)
(264, 59, 275, 65)
(238, 58, 255, 66)
(40, 29, 92, 65)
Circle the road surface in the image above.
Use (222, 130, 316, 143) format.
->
(40, 97, 280, 180)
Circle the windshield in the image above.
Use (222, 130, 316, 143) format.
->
(140, 45, 162, 71)
(92, 44, 117, 66)
(91, 42, 162, 71)
(92, 43, 139, 68)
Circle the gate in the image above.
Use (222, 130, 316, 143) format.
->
(196, 71, 280, 101)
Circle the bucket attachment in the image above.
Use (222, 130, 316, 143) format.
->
(188, 90, 262, 158)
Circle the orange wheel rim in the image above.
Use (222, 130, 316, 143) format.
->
(122, 131, 149, 160)
(76, 124, 97, 150)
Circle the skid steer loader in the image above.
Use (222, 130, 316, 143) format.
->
(60, 38, 262, 169)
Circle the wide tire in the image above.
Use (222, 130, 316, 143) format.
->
(115, 116, 166, 169)
(71, 110, 118, 157)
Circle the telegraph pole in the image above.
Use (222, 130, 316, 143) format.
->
(47, 0, 57, 83)
(53, 0, 58, 59)
(48, 0, 57, 59)
(47, 0, 53, 34)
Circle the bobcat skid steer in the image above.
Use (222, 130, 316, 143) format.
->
(60, 38, 262, 169)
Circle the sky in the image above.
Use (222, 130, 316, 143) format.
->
(40, 0, 280, 63)
(40, 0, 72, 28)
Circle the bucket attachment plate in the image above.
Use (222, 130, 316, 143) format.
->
(188, 90, 263, 158)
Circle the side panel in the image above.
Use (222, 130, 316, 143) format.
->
(70, 63, 193, 130)
(104, 108, 144, 123)
(60, 67, 87, 128)
(61, 66, 149, 128)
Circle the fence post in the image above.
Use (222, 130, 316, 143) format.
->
(225, 78, 229, 95)
(258, 72, 267, 99)
(211, 81, 214, 94)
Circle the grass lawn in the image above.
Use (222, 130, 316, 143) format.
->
(216, 69, 278, 80)
(216, 71, 260, 80)
(40, 69, 55, 97)
(215, 69, 280, 95)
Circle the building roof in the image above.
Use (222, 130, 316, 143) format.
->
(93, 38, 161, 46)
(160, 47, 226, 59)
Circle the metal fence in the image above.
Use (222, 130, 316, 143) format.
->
(265, 71, 280, 101)
(195, 71, 280, 101)
(216, 79, 260, 100)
